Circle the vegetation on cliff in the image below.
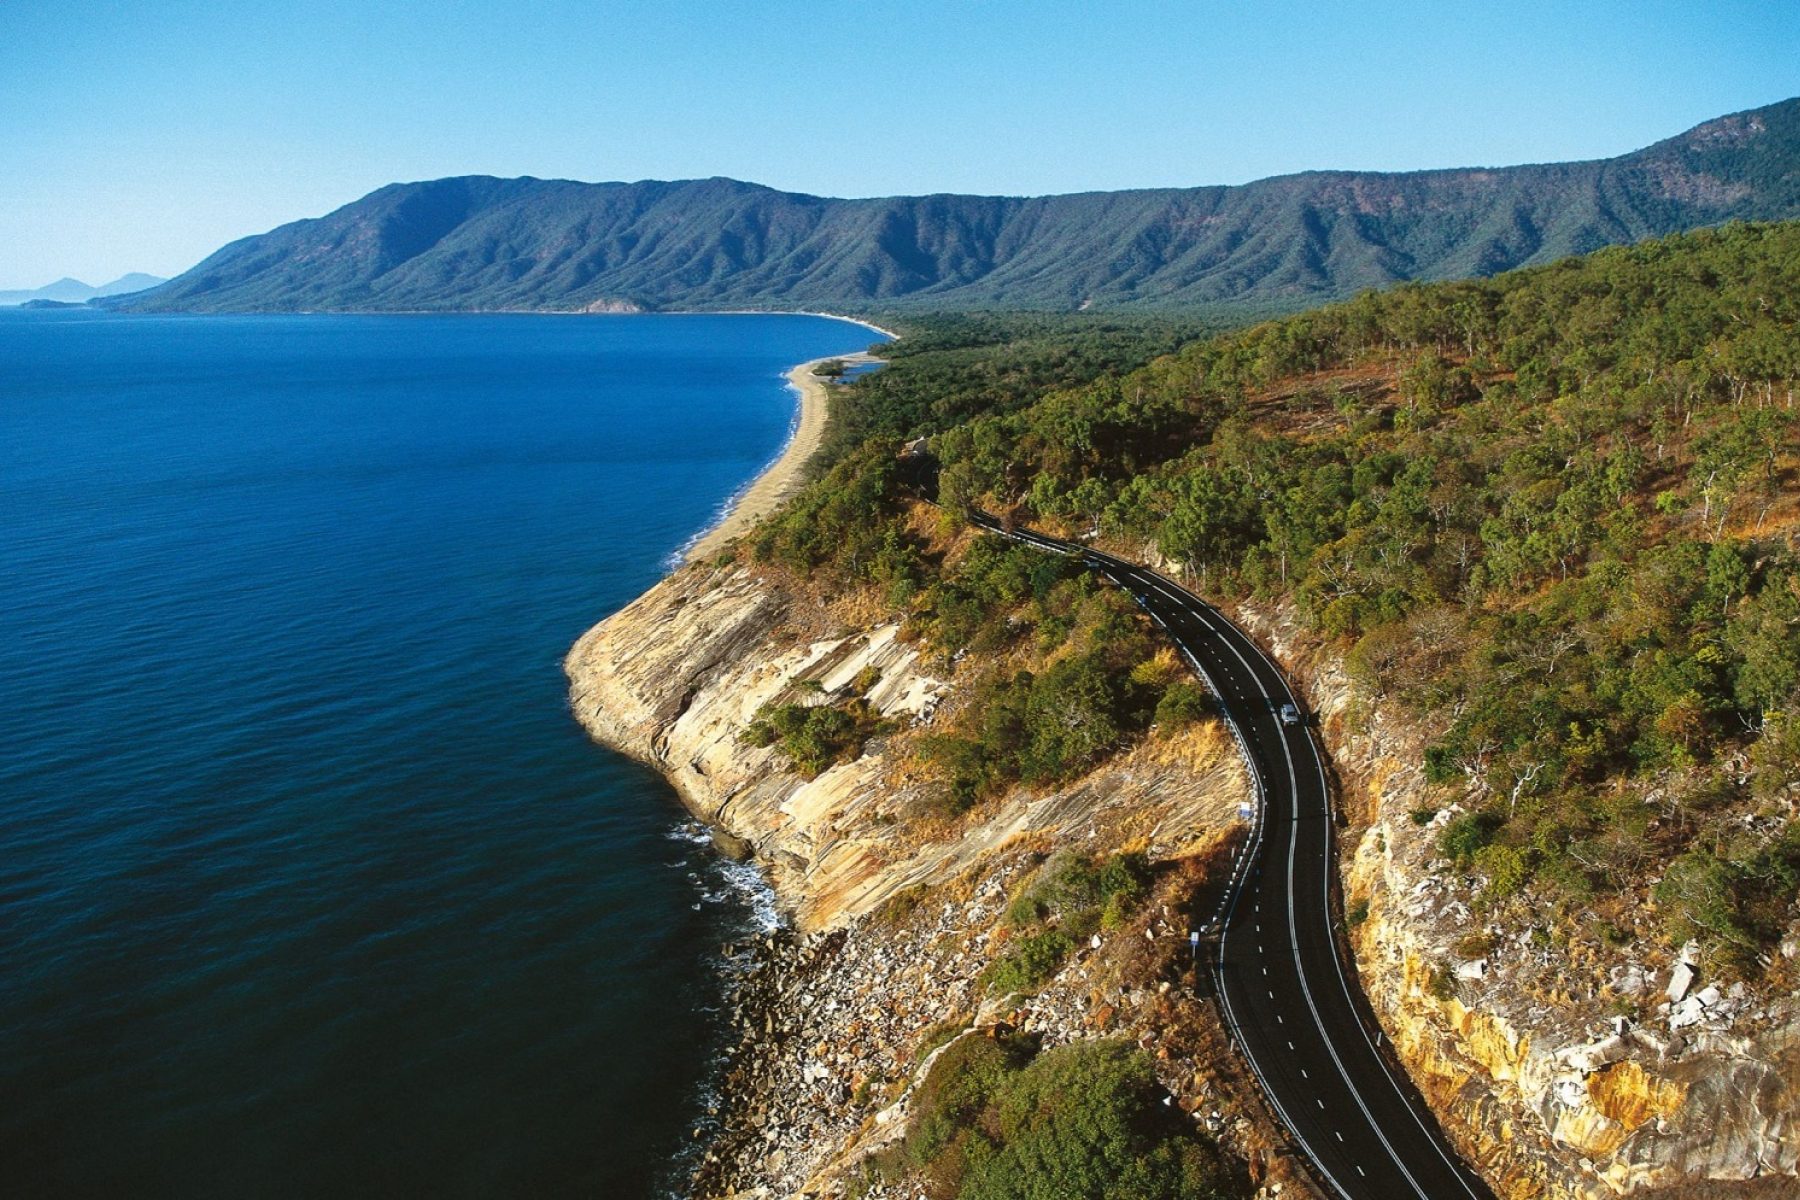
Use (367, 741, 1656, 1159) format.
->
(755, 220, 1800, 980)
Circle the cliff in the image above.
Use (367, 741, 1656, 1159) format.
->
(566, 560, 1247, 930)
(565, 559, 1323, 1197)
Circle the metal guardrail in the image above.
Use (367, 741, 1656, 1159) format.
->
(971, 515, 1359, 1199)
(967, 515, 1267, 937)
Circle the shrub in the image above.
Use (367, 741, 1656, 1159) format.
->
(1438, 810, 1502, 867)
(1006, 851, 1153, 934)
(1004, 889, 1046, 928)
(1097, 852, 1153, 905)
(1474, 842, 1533, 897)
(1452, 930, 1496, 959)
(1654, 850, 1756, 959)
(903, 1032, 1038, 1180)
(1425, 963, 1457, 1001)
(949, 1040, 1228, 1200)
(741, 698, 890, 777)
(1153, 681, 1213, 726)
(982, 930, 1074, 996)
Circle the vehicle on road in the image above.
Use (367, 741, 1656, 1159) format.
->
(968, 509, 1495, 1200)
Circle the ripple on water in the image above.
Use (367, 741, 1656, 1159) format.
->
(0, 309, 881, 1198)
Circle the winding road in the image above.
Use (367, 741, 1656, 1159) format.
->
(970, 513, 1495, 1200)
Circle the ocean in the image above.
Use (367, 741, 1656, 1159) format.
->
(0, 310, 882, 1197)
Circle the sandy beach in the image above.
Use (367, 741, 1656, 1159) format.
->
(681, 350, 880, 563)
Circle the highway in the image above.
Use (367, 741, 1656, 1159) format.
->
(970, 513, 1495, 1200)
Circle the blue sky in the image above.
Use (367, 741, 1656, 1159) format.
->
(2, 0, 1796, 288)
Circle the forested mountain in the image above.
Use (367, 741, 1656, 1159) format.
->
(126, 99, 1800, 315)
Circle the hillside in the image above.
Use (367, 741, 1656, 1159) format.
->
(125, 99, 1800, 316)
(575, 218, 1800, 1199)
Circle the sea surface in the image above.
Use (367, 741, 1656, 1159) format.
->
(0, 310, 881, 1197)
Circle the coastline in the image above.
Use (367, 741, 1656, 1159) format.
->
(678, 349, 879, 565)
(561, 563, 1268, 1198)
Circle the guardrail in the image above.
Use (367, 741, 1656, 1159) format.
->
(966, 514, 1268, 938)
(968, 515, 1357, 1198)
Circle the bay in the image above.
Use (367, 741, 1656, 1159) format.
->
(0, 310, 881, 1197)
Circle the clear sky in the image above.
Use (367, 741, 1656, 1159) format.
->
(3, 0, 1796, 288)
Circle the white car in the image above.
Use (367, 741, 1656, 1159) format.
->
(1278, 703, 1301, 727)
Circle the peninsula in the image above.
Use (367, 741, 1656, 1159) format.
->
(567, 220, 1800, 1199)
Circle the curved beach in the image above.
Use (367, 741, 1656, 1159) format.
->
(681, 349, 878, 563)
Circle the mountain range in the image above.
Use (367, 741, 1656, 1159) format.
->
(122, 98, 1800, 315)
(1, 274, 166, 307)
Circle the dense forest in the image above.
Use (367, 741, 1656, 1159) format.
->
(756, 220, 1800, 977)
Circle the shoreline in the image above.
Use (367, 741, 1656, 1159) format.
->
(677, 349, 880, 565)
(712, 310, 901, 341)
(98, 305, 904, 344)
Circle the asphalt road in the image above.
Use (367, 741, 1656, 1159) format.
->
(970, 514, 1495, 1200)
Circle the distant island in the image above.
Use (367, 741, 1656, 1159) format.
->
(0, 273, 167, 307)
(118, 98, 1800, 317)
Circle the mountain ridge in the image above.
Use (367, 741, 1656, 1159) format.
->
(124, 97, 1800, 315)
(1, 273, 166, 306)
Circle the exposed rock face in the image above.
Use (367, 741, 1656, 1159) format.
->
(1234, 601, 1800, 1200)
(566, 562, 1246, 932)
(580, 297, 645, 313)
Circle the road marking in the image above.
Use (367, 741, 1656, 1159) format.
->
(986, 520, 1435, 1200)
(1158, 558, 1440, 1200)
(1188, 591, 1433, 1200)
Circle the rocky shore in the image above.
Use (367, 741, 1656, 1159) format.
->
(679, 848, 1308, 1200)
(565, 557, 1322, 1198)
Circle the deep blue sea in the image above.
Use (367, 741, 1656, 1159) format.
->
(0, 310, 881, 1198)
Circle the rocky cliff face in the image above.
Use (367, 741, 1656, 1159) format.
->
(567, 561, 1247, 932)
(565, 560, 1324, 1197)
(1234, 601, 1800, 1200)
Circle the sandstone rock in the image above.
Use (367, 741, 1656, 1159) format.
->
(1666, 960, 1696, 1003)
